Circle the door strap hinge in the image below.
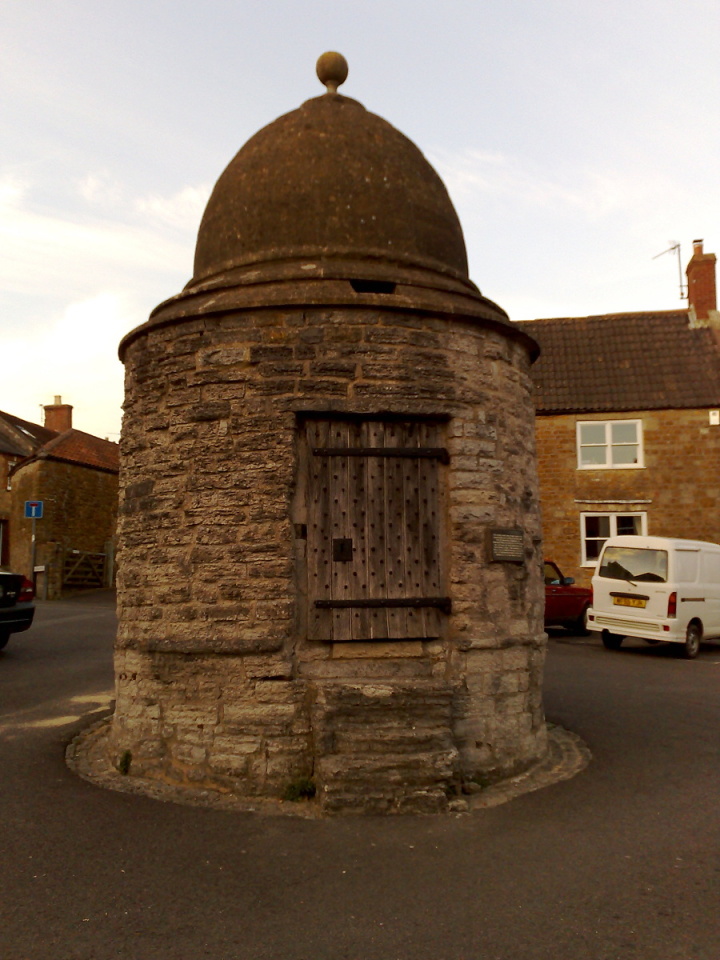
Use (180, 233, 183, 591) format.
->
(314, 597, 451, 614)
(312, 447, 449, 464)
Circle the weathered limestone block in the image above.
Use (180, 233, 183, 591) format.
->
(310, 681, 458, 813)
(110, 650, 314, 796)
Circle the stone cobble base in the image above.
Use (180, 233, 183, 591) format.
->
(67, 716, 589, 817)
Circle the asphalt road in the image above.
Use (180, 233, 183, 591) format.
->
(1, 594, 719, 960)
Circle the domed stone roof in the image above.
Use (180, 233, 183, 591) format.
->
(122, 54, 537, 357)
(191, 90, 469, 290)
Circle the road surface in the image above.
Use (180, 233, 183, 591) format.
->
(1, 594, 718, 960)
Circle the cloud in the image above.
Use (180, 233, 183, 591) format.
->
(135, 184, 210, 232)
(0, 175, 28, 207)
(0, 172, 208, 303)
(77, 174, 211, 233)
(430, 148, 679, 221)
(1, 291, 131, 439)
(51, 291, 130, 350)
(0, 175, 211, 437)
(77, 172, 127, 211)
(424, 144, 713, 319)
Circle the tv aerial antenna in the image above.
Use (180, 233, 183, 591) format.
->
(652, 241, 687, 299)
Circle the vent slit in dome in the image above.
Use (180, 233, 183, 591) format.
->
(349, 279, 396, 294)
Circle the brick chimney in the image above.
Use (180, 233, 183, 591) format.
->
(686, 240, 717, 324)
(44, 395, 73, 433)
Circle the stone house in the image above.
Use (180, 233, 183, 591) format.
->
(518, 241, 720, 587)
(0, 398, 119, 598)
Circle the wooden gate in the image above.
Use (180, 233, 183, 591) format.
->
(62, 549, 107, 589)
(304, 417, 450, 642)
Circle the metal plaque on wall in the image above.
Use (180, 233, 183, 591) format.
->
(488, 528, 525, 563)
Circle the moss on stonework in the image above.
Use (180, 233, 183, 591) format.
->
(283, 777, 316, 802)
(117, 750, 132, 775)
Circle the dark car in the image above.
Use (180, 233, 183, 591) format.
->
(544, 560, 592, 635)
(0, 571, 35, 650)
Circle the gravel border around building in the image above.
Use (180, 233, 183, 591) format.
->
(66, 717, 590, 817)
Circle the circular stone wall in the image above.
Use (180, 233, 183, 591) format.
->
(109, 304, 546, 813)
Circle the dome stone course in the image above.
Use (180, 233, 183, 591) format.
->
(119, 76, 537, 359)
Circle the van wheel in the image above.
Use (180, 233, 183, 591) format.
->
(681, 623, 702, 659)
(0, 632, 9, 651)
(602, 630, 624, 650)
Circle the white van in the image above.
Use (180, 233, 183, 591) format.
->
(587, 535, 720, 658)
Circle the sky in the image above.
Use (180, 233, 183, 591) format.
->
(1, 0, 718, 438)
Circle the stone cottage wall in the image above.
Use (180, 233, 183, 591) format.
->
(10, 459, 118, 597)
(536, 407, 720, 587)
(111, 306, 546, 812)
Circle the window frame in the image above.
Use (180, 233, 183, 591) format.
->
(580, 511, 647, 566)
(576, 419, 644, 470)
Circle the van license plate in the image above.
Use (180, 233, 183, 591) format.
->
(613, 596, 647, 608)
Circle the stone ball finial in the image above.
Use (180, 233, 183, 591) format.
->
(316, 51, 348, 93)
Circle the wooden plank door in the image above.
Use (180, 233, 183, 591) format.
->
(305, 418, 448, 642)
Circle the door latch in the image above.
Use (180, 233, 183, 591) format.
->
(332, 538, 354, 562)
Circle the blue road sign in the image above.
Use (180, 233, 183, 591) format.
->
(25, 500, 43, 519)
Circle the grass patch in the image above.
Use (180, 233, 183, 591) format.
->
(283, 777, 316, 801)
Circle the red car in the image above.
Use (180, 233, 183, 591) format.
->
(544, 560, 592, 635)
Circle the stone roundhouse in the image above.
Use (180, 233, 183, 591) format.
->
(109, 54, 547, 813)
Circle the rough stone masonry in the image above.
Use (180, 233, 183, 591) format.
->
(108, 53, 547, 813)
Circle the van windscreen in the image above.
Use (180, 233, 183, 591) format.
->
(598, 546, 668, 583)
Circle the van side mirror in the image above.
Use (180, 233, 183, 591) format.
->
(562, 577, 575, 585)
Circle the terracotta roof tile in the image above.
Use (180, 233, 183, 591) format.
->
(39, 429, 119, 473)
(517, 310, 720, 414)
